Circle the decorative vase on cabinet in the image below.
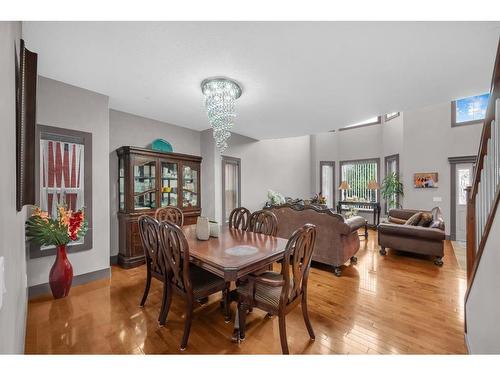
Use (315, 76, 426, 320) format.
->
(116, 146, 202, 268)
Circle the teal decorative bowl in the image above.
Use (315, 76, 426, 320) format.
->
(151, 139, 173, 153)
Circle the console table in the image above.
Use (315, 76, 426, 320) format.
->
(336, 201, 381, 228)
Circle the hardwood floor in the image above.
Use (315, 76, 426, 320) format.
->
(25, 230, 467, 354)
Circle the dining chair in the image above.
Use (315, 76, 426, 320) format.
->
(236, 223, 317, 354)
(155, 206, 184, 226)
(247, 210, 278, 236)
(157, 220, 231, 351)
(228, 207, 251, 230)
(138, 215, 167, 314)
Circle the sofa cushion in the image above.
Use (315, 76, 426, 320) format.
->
(388, 216, 407, 225)
(405, 212, 422, 226)
(417, 212, 433, 227)
(378, 222, 445, 241)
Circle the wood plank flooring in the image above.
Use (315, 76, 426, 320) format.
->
(25, 230, 467, 354)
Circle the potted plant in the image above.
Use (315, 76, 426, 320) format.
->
(380, 172, 404, 210)
(26, 206, 88, 299)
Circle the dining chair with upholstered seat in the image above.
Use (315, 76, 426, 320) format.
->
(155, 206, 184, 226)
(157, 220, 231, 351)
(138, 215, 167, 317)
(228, 207, 251, 230)
(247, 210, 278, 236)
(236, 223, 317, 354)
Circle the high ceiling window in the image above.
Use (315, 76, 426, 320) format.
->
(384, 112, 400, 121)
(340, 116, 382, 131)
(452, 93, 490, 127)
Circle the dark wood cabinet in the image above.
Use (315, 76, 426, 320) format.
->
(116, 146, 202, 268)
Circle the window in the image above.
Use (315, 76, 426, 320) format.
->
(339, 116, 382, 131)
(384, 154, 400, 213)
(451, 93, 490, 126)
(320, 161, 335, 208)
(340, 158, 380, 203)
(384, 112, 400, 122)
(222, 156, 241, 222)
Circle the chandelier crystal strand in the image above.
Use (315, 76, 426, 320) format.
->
(201, 78, 242, 153)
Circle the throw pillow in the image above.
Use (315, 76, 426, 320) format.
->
(417, 212, 433, 227)
(404, 212, 422, 226)
(430, 219, 444, 230)
(388, 216, 407, 225)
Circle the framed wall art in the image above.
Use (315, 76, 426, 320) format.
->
(30, 125, 93, 258)
(414, 172, 438, 188)
(16, 39, 38, 211)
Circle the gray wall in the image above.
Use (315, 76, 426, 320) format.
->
(401, 103, 482, 234)
(310, 106, 482, 234)
(311, 115, 404, 214)
(0, 21, 27, 354)
(466, 207, 500, 353)
(27, 77, 110, 287)
(202, 133, 312, 223)
(108, 109, 201, 256)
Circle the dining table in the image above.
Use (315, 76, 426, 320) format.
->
(181, 224, 289, 341)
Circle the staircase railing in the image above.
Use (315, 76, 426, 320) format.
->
(465, 38, 500, 330)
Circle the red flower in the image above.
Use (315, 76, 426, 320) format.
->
(68, 210, 84, 241)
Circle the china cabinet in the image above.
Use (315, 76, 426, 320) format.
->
(116, 146, 202, 268)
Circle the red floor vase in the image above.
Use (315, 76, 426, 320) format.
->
(49, 245, 74, 299)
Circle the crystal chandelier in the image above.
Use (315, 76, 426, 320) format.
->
(201, 77, 242, 153)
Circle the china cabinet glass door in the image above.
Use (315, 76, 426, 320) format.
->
(133, 157, 156, 210)
(119, 156, 125, 210)
(182, 164, 199, 208)
(160, 160, 179, 207)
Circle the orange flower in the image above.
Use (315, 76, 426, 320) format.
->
(32, 207, 49, 222)
(58, 206, 72, 227)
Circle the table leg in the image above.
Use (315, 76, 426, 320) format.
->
(231, 309, 241, 343)
(365, 222, 368, 239)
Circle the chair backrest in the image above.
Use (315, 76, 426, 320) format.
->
(280, 224, 317, 306)
(157, 220, 192, 294)
(247, 210, 278, 236)
(155, 206, 184, 226)
(138, 215, 164, 275)
(228, 207, 251, 230)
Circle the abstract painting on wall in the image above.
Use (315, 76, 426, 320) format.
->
(414, 172, 438, 188)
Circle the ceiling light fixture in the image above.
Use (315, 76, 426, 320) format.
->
(201, 77, 242, 153)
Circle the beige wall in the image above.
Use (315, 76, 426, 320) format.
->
(28, 76, 110, 286)
(108, 109, 201, 257)
(0, 21, 27, 354)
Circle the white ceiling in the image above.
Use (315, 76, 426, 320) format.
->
(23, 21, 500, 139)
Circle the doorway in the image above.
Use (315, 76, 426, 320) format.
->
(449, 156, 476, 241)
(222, 156, 241, 223)
(320, 161, 335, 209)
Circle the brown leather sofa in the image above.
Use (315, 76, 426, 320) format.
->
(264, 203, 366, 276)
(377, 207, 445, 266)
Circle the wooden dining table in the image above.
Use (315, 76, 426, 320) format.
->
(181, 224, 289, 340)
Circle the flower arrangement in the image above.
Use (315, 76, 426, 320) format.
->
(345, 207, 359, 219)
(26, 206, 88, 246)
(267, 190, 286, 206)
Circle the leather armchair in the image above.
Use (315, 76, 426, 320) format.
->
(377, 207, 445, 266)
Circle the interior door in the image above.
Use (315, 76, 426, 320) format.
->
(455, 163, 473, 242)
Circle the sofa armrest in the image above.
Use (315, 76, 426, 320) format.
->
(378, 222, 445, 241)
(344, 216, 366, 233)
